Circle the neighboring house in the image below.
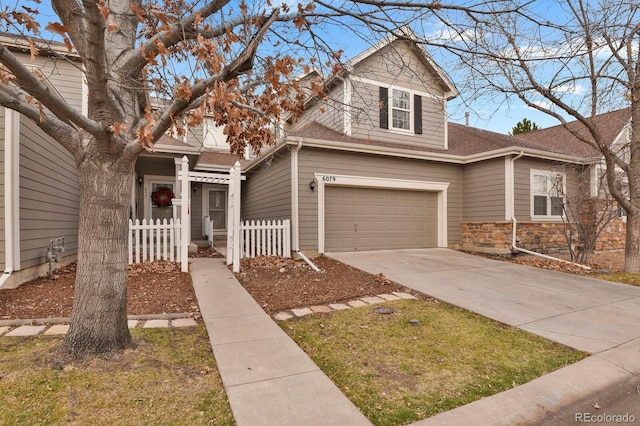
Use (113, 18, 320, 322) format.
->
(241, 30, 628, 257)
(0, 34, 246, 289)
(0, 34, 83, 288)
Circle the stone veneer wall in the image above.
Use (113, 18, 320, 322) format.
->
(462, 219, 626, 254)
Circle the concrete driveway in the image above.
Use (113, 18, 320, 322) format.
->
(328, 248, 640, 354)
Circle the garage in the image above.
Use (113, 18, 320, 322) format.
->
(324, 186, 438, 252)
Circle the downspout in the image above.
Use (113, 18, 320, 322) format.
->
(0, 109, 18, 288)
(509, 151, 591, 270)
(291, 140, 320, 272)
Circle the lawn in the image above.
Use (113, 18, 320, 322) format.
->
(281, 299, 587, 426)
(0, 326, 234, 426)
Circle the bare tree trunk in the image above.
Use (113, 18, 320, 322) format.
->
(625, 210, 640, 273)
(57, 153, 135, 360)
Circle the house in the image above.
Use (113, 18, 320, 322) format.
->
(0, 33, 82, 289)
(0, 29, 630, 289)
(0, 34, 246, 289)
(240, 30, 628, 258)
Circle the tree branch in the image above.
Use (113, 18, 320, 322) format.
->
(0, 88, 81, 157)
(0, 42, 104, 137)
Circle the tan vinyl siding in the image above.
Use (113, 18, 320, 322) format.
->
(242, 150, 292, 220)
(22, 53, 83, 112)
(348, 41, 447, 148)
(514, 158, 581, 221)
(297, 147, 462, 250)
(463, 158, 506, 222)
(185, 124, 204, 148)
(0, 108, 5, 268)
(19, 116, 79, 269)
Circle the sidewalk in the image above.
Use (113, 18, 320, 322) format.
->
(190, 257, 371, 425)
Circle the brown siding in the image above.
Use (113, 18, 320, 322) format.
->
(297, 147, 462, 250)
(242, 150, 292, 221)
(463, 158, 506, 222)
(19, 116, 79, 269)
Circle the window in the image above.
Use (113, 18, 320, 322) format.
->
(208, 189, 227, 230)
(531, 170, 565, 218)
(392, 88, 411, 130)
(379, 86, 422, 134)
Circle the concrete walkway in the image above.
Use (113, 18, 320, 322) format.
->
(329, 249, 640, 424)
(190, 257, 371, 426)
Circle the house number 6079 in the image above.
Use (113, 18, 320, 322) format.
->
(322, 176, 337, 182)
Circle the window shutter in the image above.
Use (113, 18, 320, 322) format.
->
(379, 87, 389, 129)
(414, 94, 422, 134)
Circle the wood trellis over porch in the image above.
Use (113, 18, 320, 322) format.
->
(175, 155, 246, 273)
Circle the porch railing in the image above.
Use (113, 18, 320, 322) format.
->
(128, 218, 182, 265)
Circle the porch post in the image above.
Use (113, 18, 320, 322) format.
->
(180, 156, 190, 272)
(226, 166, 234, 266)
(231, 161, 242, 273)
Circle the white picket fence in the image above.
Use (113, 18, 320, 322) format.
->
(240, 219, 291, 259)
(128, 218, 182, 264)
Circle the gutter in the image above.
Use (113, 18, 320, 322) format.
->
(509, 151, 591, 270)
(246, 135, 598, 172)
(0, 109, 19, 288)
(290, 139, 320, 272)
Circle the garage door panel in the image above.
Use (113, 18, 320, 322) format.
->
(325, 186, 438, 252)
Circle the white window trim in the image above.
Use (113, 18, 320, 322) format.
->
(389, 87, 413, 133)
(590, 162, 609, 198)
(530, 169, 566, 221)
(314, 173, 449, 253)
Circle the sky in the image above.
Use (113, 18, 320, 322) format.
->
(14, 0, 593, 136)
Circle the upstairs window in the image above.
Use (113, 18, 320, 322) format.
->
(392, 88, 411, 130)
(379, 86, 422, 134)
(531, 170, 565, 218)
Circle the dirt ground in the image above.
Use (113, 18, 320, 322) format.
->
(0, 249, 627, 321)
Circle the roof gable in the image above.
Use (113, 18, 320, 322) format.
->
(344, 27, 457, 100)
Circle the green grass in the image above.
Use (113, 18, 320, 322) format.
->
(281, 299, 587, 426)
(591, 272, 640, 286)
(0, 326, 234, 426)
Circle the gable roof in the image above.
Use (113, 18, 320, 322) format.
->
(343, 27, 458, 100)
(296, 26, 459, 106)
(515, 108, 630, 158)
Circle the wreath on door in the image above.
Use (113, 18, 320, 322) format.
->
(151, 186, 174, 207)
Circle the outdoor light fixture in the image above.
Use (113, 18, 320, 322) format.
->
(192, 183, 197, 193)
(137, 176, 143, 186)
(309, 179, 316, 191)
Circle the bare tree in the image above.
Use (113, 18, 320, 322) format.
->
(418, 0, 640, 272)
(557, 166, 618, 263)
(1, 1, 525, 361)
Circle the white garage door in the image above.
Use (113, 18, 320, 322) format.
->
(325, 186, 438, 252)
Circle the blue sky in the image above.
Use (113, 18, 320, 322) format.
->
(17, 0, 573, 135)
